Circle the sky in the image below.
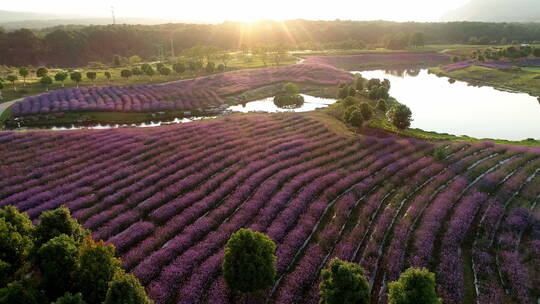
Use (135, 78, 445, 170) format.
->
(2, 0, 472, 22)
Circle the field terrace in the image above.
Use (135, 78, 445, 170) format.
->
(10, 63, 353, 117)
(0, 113, 538, 304)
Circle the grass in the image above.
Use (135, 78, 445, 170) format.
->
(430, 65, 540, 97)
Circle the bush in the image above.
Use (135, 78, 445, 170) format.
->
(76, 238, 121, 304)
(104, 273, 153, 304)
(342, 96, 355, 107)
(376, 99, 387, 112)
(37, 234, 79, 299)
(222, 228, 276, 293)
(33, 206, 88, 248)
(345, 108, 364, 128)
(283, 82, 299, 95)
(388, 104, 412, 130)
(319, 258, 370, 304)
(52, 293, 86, 304)
(0, 279, 46, 304)
(273, 94, 304, 109)
(359, 102, 373, 121)
(388, 267, 441, 304)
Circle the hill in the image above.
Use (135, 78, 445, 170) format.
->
(443, 0, 540, 22)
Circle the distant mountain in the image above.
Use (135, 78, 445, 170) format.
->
(443, 0, 540, 22)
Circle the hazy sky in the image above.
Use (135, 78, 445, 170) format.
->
(2, 0, 472, 22)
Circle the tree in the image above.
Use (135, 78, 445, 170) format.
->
(0, 279, 46, 304)
(319, 258, 370, 304)
(221, 53, 232, 67)
(19, 67, 29, 87)
(129, 55, 141, 65)
(104, 71, 112, 84)
(222, 228, 276, 294)
(409, 32, 425, 47)
(6, 75, 17, 91)
(205, 62, 215, 73)
(40, 76, 53, 91)
(0, 206, 33, 283)
(33, 206, 88, 248)
(389, 104, 412, 130)
(104, 273, 153, 304)
(55, 72, 68, 87)
(75, 237, 121, 304)
(533, 48, 540, 57)
(283, 82, 299, 95)
(113, 55, 122, 67)
(36, 67, 48, 78)
(159, 66, 171, 77)
(37, 234, 79, 299)
(172, 62, 185, 75)
(359, 102, 374, 120)
(144, 66, 155, 80)
(86, 72, 97, 86)
(217, 63, 225, 72)
(376, 99, 387, 112)
(387, 267, 441, 304)
(52, 293, 86, 304)
(121, 69, 133, 80)
(131, 67, 142, 79)
(70, 72, 82, 88)
(344, 107, 364, 128)
(140, 63, 151, 73)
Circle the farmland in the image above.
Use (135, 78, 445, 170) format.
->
(0, 112, 538, 304)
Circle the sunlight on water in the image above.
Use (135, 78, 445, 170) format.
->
(227, 94, 336, 113)
(358, 69, 540, 141)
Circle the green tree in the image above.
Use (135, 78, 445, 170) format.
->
(409, 32, 425, 47)
(222, 228, 276, 294)
(283, 82, 299, 95)
(52, 293, 86, 304)
(36, 67, 48, 78)
(33, 206, 88, 248)
(70, 72, 82, 88)
(75, 237, 121, 304)
(376, 99, 387, 112)
(37, 234, 79, 299)
(121, 69, 133, 80)
(533, 48, 540, 57)
(86, 72, 97, 86)
(172, 62, 185, 75)
(18, 67, 29, 87)
(217, 63, 225, 72)
(205, 62, 215, 73)
(104, 71, 112, 84)
(319, 258, 370, 304)
(129, 55, 141, 65)
(140, 63, 151, 73)
(359, 102, 374, 120)
(387, 267, 441, 304)
(144, 66, 155, 80)
(54, 72, 68, 88)
(159, 66, 171, 77)
(221, 53, 232, 67)
(389, 104, 413, 130)
(6, 75, 17, 91)
(40, 76, 53, 91)
(113, 55, 122, 67)
(0, 206, 34, 284)
(131, 67, 142, 79)
(0, 279, 46, 304)
(103, 273, 153, 304)
(345, 107, 364, 128)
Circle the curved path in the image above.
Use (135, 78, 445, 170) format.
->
(0, 98, 22, 118)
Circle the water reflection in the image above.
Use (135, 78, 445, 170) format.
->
(227, 94, 335, 113)
(358, 69, 540, 141)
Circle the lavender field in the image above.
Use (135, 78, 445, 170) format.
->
(10, 64, 353, 117)
(0, 113, 538, 304)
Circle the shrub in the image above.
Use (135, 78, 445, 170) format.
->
(222, 228, 276, 293)
(388, 104, 412, 130)
(104, 273, 153, 304)
(0, 279, 46, 304)
(346, 108, 364, 128)
(33, 206, 88, 248)
(76, 238, 121, 304)
(359, 102, 374, 121)
(376, 99, 387, 112)
(342, 96, 356, 107)
(319, 258, 370, 304)
(283, 82, 299, 95)
(388, 267, 441, 304)
(37, 235, 79, 299)
(433, 147, 447, 161)
(52, 293, 86, 304)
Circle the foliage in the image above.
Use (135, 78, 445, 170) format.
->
(36, 67, 48, 78)
(388, 104, 412, 129)
(103, 273, 153, 304)
(274, 94, 304, 109)
(75, 237, 121, 304)
(0, 206, 33, 282)
(358, 102, 374, 120)
(319, 258, 370, 304)
(55, 72, 68, 85)
(433, 147, 447, 161)
(222, 228, 276, 293)
(36, 234, 79, 299)
(33, 206, 88, 248)
(283, 82, 300, 95)
(344, 106, 364, 127)
(158, 67, 171, 77)
(0, 279, 46, 304)
(376, 99, 387, 112)
(121, 69, 133, 79)
(86, 72, 97, 83)
(40, 76, 53, 90)
(52, 293, 86, 304)
(172, 63, 185, 75)
(70, 72, 82, 85)
(387, 267, 441, 304)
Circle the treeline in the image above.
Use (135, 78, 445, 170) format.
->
(1, 20, 540, 67)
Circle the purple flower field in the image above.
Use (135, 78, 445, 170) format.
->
(0, 113, 538, 304)
(10, 63, 353, 116)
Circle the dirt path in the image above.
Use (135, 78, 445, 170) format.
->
(0, 98, 22, 118)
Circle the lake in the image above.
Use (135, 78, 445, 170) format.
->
(357, 69, 540, 141)
(227, 94, 336, 113)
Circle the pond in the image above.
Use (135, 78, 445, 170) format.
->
(227, 94, 336, 113)
(357, 69, 540, 141)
